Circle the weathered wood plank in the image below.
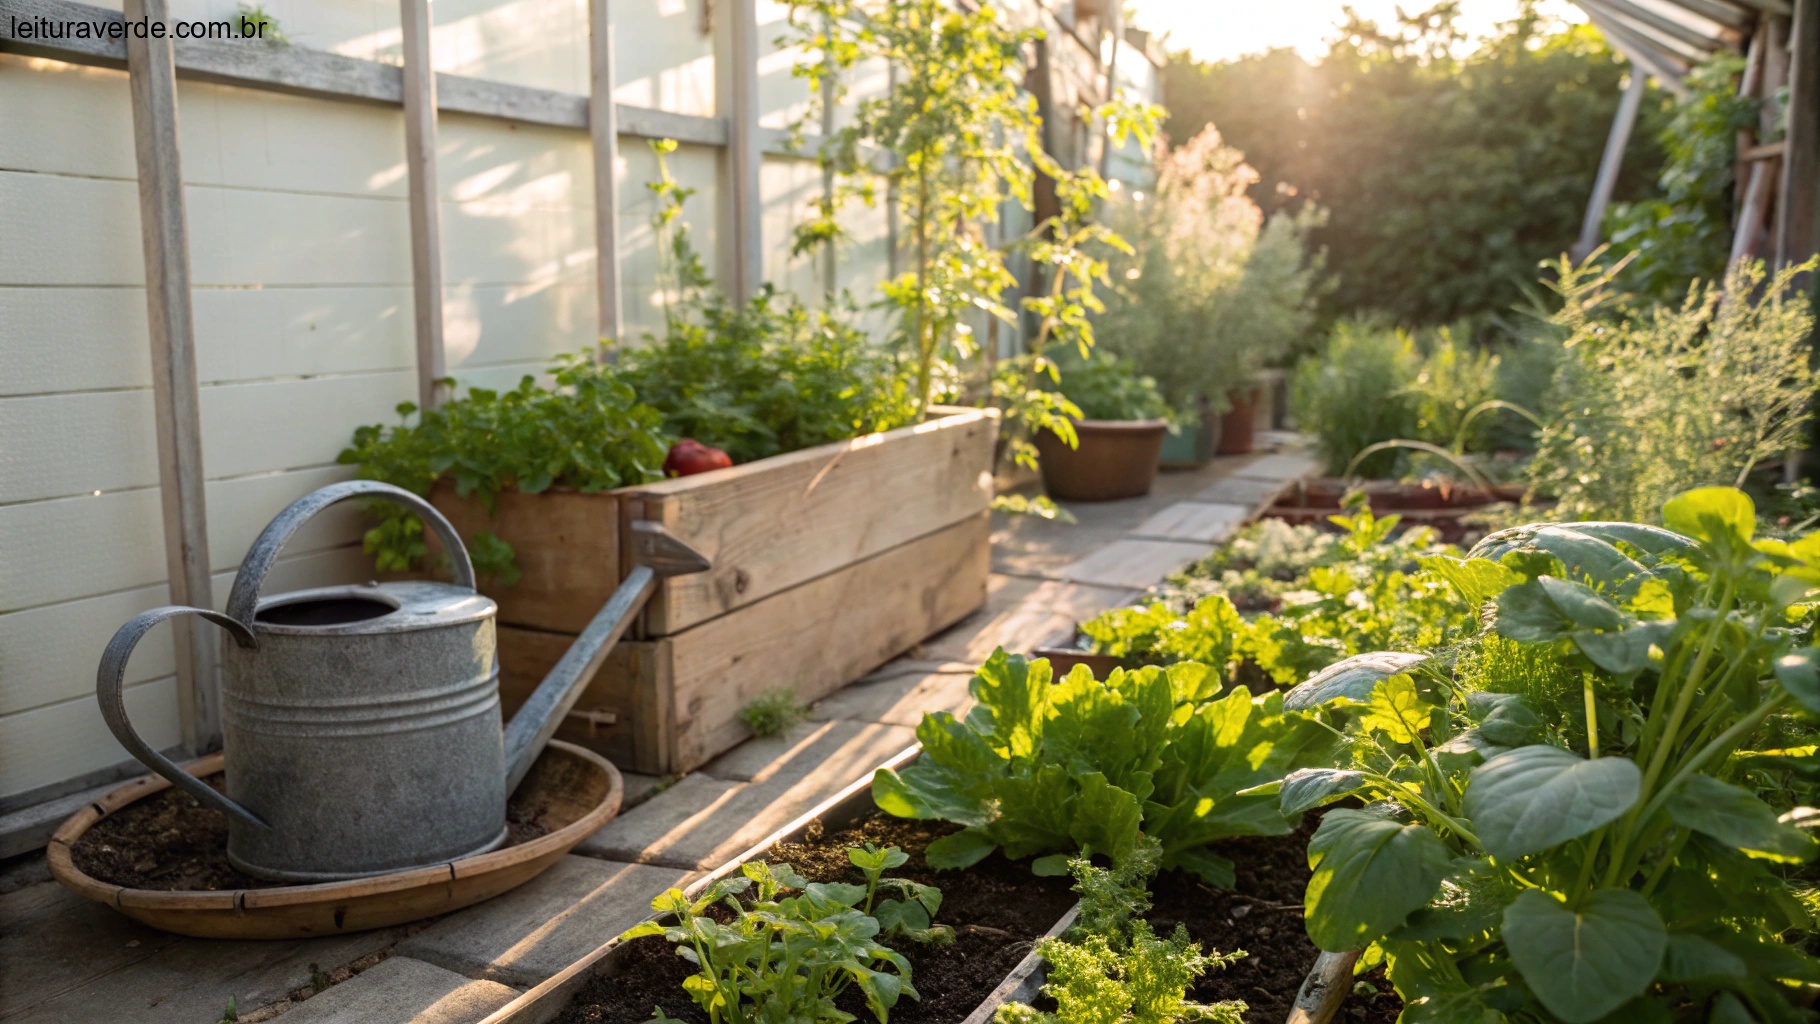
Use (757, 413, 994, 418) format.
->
(497, 626, 667, 774)
(429, 486, 623, 635)
(399, 0, 446, 410)
(666, 512, 989, 772)
(1777, 0, 1818, 268)
(123, 0, 216, 755)
(725, 0, 764, 301)
(624, 407, 998, 636)
(589, 1, 623, 344)
(0, 0, 729, 144)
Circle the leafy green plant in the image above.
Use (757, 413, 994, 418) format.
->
(615, 141, 917, 464)
(624, 845, 946, 1024)
(1041, 354, 1174, 423)
(1606, 55, 1758, 300)
(739, 687, 808, 739)
(1270, 486, 1820, 1023)
(217, 996, 237, 1024)
(872, 649, 1334, 885)
(338, 355, 669, 577)
(996, 839, 1247, 1024)
(1526, 256, 1818, 525)
(1079, 595, 1246, 668)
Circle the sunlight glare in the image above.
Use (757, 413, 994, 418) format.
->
(1127, 0, 1585, 62)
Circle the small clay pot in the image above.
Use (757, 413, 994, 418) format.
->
(1217, 387, 1262, 455)
(1035, 419, 1169, 502)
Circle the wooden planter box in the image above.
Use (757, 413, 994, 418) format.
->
(431, 407, 1000, 775)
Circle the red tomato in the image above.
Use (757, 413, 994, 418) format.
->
(664, 439, 734, 477)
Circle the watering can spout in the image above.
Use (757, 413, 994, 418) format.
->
(500, 521, 710, 792)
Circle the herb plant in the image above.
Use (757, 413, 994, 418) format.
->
(996, 839, 1247, 1024)
(624, 845, 946, 1024)
(1271, 487, 1820, 1023)
(1040, 355, 1175, 424)
(616, 141, 917, 465)
(337, 355, 669, 578)
(873, 650, 1334, 885)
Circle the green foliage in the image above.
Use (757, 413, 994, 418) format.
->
(337, 356, 669, 574)
(1279, 487, 1820, 1023)
(623, 845, 946, 1024)
(871, 650, 1335, 885)
(782, 0, 1157, 471)
(236, 3, 286, 43)
(616, 140, 917, 464)
(1094, 127, 1321, 415)
(1527, 257, 1819, 524)
(1084, 505, 1476, 687)
(739, 687, 807, 739)
(1161, 519, 1339, 613)
(995, 840, 1248, 1024)
(1292, 319, 1534, 478)
(1164, 5, 1669, 326)
(217, 996, 237, 1024)
(1041, 355, 1174, 424)
(1606, 55, 1759, 299)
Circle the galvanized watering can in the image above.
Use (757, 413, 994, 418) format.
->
(96, 480, 707, 882)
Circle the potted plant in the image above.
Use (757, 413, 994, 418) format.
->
(1032, 355, 1175, 501)
(1095, 127, 1320, 461)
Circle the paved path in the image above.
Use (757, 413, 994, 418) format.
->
(0, 443, 1316, 1024)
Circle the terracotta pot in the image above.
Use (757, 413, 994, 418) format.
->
(1034, 419, 1168, 502)
(1217, 387, 1262, 455)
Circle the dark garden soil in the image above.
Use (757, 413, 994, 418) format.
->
(70, 773, 553, 891)
(1146, 815, 1401, 1024)
(553, 811, 1402, 1024)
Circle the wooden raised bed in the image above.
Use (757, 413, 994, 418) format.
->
(433, 407, 1000, 775)
(474, 744, 1365, 1024)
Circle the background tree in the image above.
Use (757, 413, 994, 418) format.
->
(1163, 2, 1671, 327)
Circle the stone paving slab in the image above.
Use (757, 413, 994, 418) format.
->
(809, 670, 974, 729)
(578, 720, 917, 869)
(1128, 502, 1250, 544)
(397, 856, 688, 988)
(913, 577, 1136, 664)
(620, 771, 666, 810)
(271, 957, 517, 1024)
(1, 880, 401, 1024)
(1231, 452, 1321, 482)
(1055, 538, 1213, 590)
(1192, 474, 1291, 510)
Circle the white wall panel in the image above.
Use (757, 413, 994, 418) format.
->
(0, 677, 182, 798)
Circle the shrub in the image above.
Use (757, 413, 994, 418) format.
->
(1042, 354, 1174, 423)
(1527, 257, 1818, 523)
(1291, 320, 1425, 477)
(1096, 127, 1320, 417)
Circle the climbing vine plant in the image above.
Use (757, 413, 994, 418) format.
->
(781, 0, 1159, 470)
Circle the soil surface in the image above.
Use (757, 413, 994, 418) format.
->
(554, 815, 1077, 1024)
(553, 812, 1402, 1024)
(1147, 816, 1401, 1024)
(70, 773, 552, 891)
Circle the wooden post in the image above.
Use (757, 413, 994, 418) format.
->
(1575, 69, 1648, 260)
(1098, 5, 1122, 179)
(1776, 0, 1819, 269)
(123, 0, 218, 755)
(819, 18, 838, 302)
(725, 0, 763, 303)
(400, 0, 448, 407)
(589, 0, 624, 346)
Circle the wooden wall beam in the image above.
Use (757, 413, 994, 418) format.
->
(399, 0, 447, 409)
(589, 0, 624, 345)
(1, 0, 730, 146)
(724, 0, 764, 303)
(1576, 70, 1651, 259)
(121, 0, 218, 755)
(1777, 0, 1819, 269)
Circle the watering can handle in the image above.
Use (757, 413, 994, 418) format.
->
(96, 607, 271, 830)
(225, 480, 475, 626)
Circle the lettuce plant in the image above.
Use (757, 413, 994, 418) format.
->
(872, 650, 1334, 885)
(624, 844, 946, 1024)
(1267, 487, 1820, 1023)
